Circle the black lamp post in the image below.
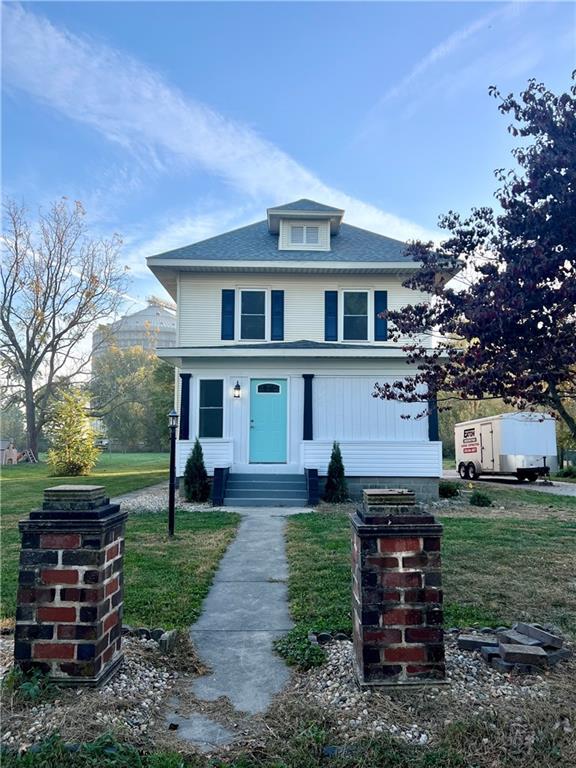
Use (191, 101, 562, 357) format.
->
(168, 409, 179, 537)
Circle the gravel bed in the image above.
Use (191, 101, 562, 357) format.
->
(290, 637, 555, 745)
(1, 636, 178, 751)
(116, 484, 214, 514)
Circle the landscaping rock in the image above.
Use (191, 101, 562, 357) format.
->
(135, 627, 151, 640)
(151, 628, 165, 642)
(159, 630, 178, 654)
(316, 632, 333, 646)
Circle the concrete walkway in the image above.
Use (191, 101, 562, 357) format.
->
(165, 505, 307, 751)
(443, 470, 576, 497)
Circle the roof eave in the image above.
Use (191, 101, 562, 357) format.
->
(147, 257, 423, 274)
(156, 345, 415, 367)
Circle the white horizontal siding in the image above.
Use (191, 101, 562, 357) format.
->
(177, 439, 233, 475)
(313, 376, 427, 441)
(301, 441, 442, 477)
(178, 274, 430, 348)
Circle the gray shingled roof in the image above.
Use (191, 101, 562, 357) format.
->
(267, 199, 343, 213)
(150, 220, 411, 263)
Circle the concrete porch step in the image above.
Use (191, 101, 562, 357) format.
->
(223, 497, 308, 508)
(226, 488, 307, 499)
(222, 473, 308, 508)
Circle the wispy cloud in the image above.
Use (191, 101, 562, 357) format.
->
(380, 6, 507, 104)
(2, 2, 438, 261)
(359, 2, 527, 134)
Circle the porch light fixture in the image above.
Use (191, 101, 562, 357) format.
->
(233, 381, 241, 399)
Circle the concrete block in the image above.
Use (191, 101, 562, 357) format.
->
(458, 634, 498, 651)
(491, 657, 540, 674)
(499, 643, 548, 666)
(497, 629, 542, 646)
(545, 648, 571, 666)
(514, 622, 563, 649)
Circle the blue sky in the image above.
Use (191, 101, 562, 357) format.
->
(2, 1, 574, 310)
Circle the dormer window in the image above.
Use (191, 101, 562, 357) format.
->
(290, 225, 319, 245)
(279, 219, 330, 251)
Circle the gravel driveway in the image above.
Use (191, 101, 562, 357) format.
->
(443, 470, 576, 497)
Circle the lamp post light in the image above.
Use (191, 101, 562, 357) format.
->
(168, 409, 179, 537)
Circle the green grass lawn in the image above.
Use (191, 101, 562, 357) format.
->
(0, 453, 240, 625)
(123, 510, 239, 628)
(1, 453, 166, 619)
(282, 501, 576, 649)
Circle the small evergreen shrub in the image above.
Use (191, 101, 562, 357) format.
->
(323, 441, 349, 503)
(183, 437, 210, 502)
(439, 480, 460, 499)
(469, 490, 492, 507)
(45, 388, 100, 476)
(557, 465, 576, 478)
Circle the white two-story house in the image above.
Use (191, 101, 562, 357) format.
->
(147, 199, 443, 505)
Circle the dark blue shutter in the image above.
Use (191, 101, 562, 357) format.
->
(324, 291, 338, 341)
(374, 290, 388, 341)
(428, 395, 439, 441)
(179, 373, 191, 440)
(221, 289, 235, 340)
(271, 290, 284, 341)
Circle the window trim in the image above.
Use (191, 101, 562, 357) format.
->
(340, 289, 371, 342)
(197, 378, 225, 439)
(238, 288, 269, 342)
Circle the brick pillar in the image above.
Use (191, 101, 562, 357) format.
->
(351, 489, 446, 686)
(14, 485, 127, 686)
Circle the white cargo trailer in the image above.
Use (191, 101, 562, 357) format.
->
(455, 413, 557, 481)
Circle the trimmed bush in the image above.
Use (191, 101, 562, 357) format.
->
(323, 441, 349, 503)
(439, 480, 460, 499)
(469, 490, 492, 507)
(183, 437, 210, 502)
(557, 465, 576, 478)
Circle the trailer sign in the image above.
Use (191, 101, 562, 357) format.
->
(461, 427, 478, 453)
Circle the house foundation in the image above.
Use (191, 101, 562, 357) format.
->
(351, 489, 446, 686)
(14, 485, 127, 686)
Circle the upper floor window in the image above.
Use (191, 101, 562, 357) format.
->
(280, 219, 329, 251)
(240, 290, 266, 340)
(290, 225, 319, 246)
(199, 379, 223, 438)
(343, 291, 368, 340)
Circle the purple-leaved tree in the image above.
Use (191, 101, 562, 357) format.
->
(374, 76, 576, 440)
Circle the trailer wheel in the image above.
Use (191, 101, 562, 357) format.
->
(458, 463, 468, 479)
(467, 463, 478, 480)
(527, 472, 538, 483)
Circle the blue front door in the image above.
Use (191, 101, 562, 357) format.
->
(249, 379, 287, 463)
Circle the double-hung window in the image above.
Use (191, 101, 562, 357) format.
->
(290, 225, 320, 246)
(199, 380, 223, 438)
(240, 290, 266, 340)
(343, 291, 369, 341)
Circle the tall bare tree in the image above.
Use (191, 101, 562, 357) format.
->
(1, 199, 127, 455)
